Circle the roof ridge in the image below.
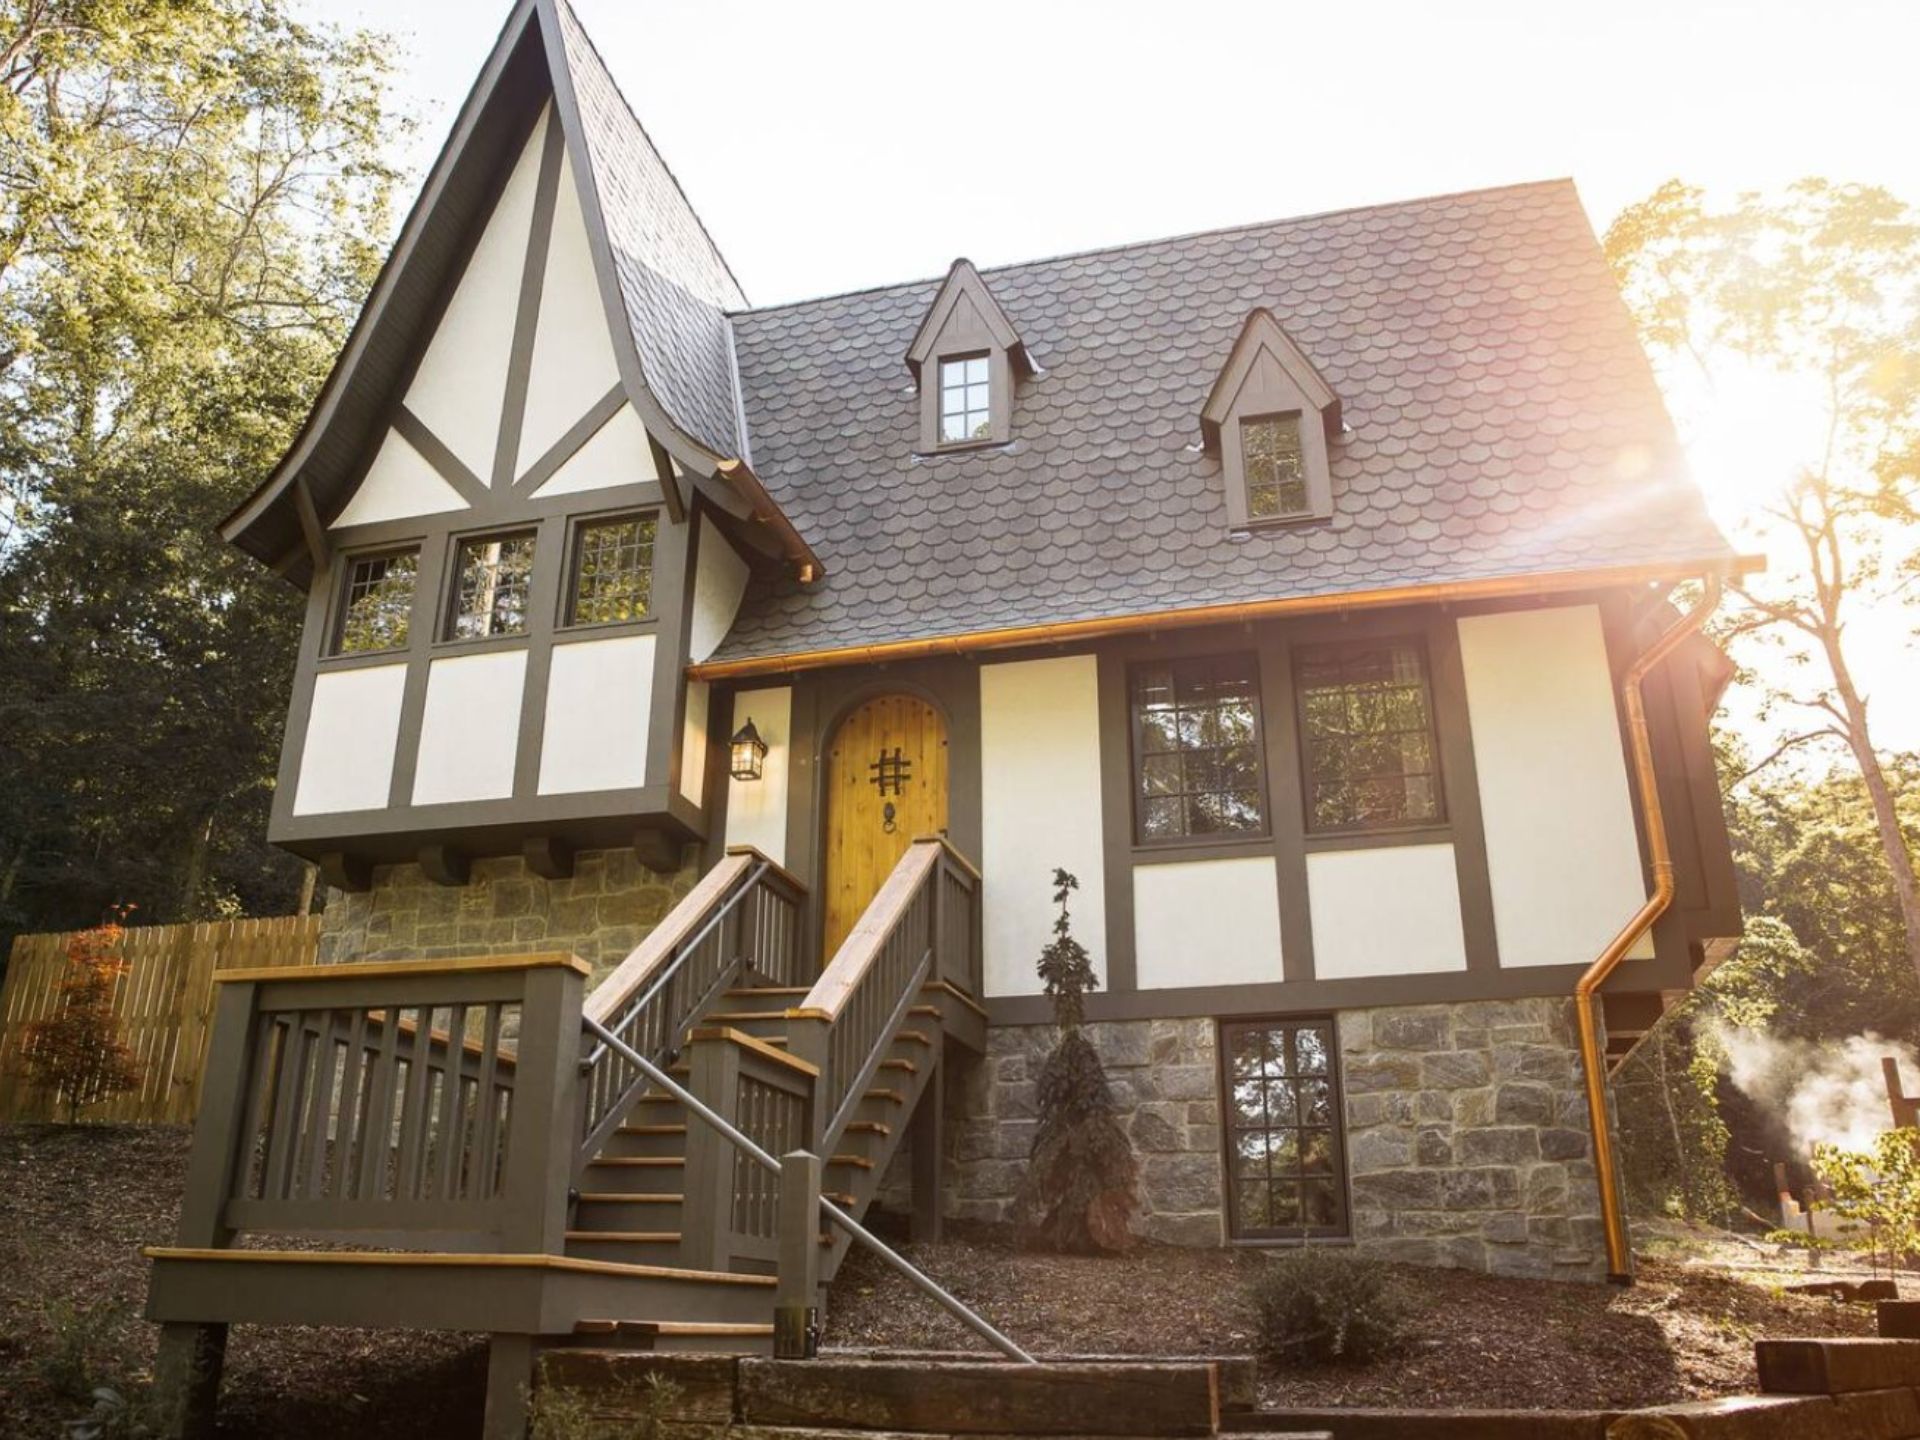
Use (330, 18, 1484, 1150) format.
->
(550, 0, 748, 307)
(731, 176, 1579, 320)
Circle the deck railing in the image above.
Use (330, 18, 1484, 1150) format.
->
(678, 1027, 816, 1273)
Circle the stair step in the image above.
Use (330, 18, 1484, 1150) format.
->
(617, 1124, 686, 1137)
(879, 1058, 918, 1075)
(897, 1029, 932, 1047)
(828, 1153, 875, 1170)
(571, 1319, 773, 1339)
(565, 1231, 680, 1243)
(909, 1004, 940, 1018)
(589, 1157, 685, 1169)
(575, 1193, 683, 1205)
(702, 1010, 791, 1023)
(724, 987, 810, 998)
(824, 1191, 857, 1206)
(865, 1088, 904, 1105)
(846, 1121, 891, 1137)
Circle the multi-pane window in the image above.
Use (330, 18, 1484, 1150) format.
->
(567, 514, 656, 626)
(448, 531, 536, 640)
(333, 550, 418, 655)
(1130, 654, 1267, 842)
(939, 355, 991, 443)
(1295, 640, 1444, 833)
(1242, 415, 1309, 520)
(1222, 1018, 1346, 1239)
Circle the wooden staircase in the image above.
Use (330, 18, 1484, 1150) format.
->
(143, 838, 989, 1439)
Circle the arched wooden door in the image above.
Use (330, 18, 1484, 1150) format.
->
(821, 694, 949, 961)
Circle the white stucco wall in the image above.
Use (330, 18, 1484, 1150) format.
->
(1133, 857, 1283, 990)
(293, 664, 407, 815)
(411, 651, 526, 805)
(723, 687, 791, 863)
(537, 634, 654, 794)
(529, 403, 650, 499)
(680, 678, 710, 807)
(1306, 843, 1469, 978)
(516, 150, 622, 477)
(687, 519, 751, 665)
(329, 427, 468, 530)
(402, 107, 546, 483)
(1458, 604, 1653, 968)
(979, 656, 1108, 998)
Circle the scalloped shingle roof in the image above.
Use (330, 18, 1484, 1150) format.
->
(715, 179, 1732, 664)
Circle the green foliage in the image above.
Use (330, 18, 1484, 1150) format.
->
(35, 1300, 122, 1404)
(527, 1370, 682, 1440)
(1013, 869, 1139, 1253)
(1812, 1128, 1920, 1262)
(0, 1, 410, 944)
(1244, 1248, 1412, 1367)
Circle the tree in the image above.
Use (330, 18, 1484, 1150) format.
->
(18, 911, 142, 1122)
(1607, 180, 1920, 986)
(0, 1, 408, 945)
(1012, 869, 1139, 1253)
(1812, 1128, 1920, 1268)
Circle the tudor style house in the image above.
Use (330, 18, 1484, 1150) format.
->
(144, 0, 1750, 1431)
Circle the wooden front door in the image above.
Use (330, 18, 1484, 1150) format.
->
(821, 694, 949, 961)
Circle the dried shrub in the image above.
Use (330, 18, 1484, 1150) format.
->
(18, 912, 142, 1123)
(1245, 1248, 1413, 1366)
(1012, 870, 1139, 1253)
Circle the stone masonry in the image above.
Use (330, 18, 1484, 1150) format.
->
(944, 1018, 1226, 1246)
(1338, 997, 1609, 1281)
(318, 847, 698, 983)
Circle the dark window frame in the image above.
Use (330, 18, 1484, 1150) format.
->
(442, 527, 539, 643)
(562, 509, 659, 630)
(328, 545, 421, 658)
(1127, 650, 1272, 847)
(1293, 635, 1447, 837)
(1219, 1015, 1349, 1242)
(936, 351, 993, 447)
(1239, 411, 1311, 523)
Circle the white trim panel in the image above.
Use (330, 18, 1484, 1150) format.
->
(537, 635, 654, 795)
(411, 650, 526, 806)
(329, 428, 469, 530)
(1134, 857, 1283, 991)
(529, 404, 650, 499)
(681, 679, 711, 808)
(724, 687, 791, 864)
(1307, 843, 1469, 978)
(292, 664, 407, 816)
(688, 517, 751, 665)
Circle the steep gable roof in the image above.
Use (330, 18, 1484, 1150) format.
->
(904, 259, 1033, 381)
(1200, 307, 1341, 447)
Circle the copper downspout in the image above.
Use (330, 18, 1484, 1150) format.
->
(1578, 574, 1723, 1284)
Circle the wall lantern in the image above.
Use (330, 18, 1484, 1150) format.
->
(729, 718, 768, 782)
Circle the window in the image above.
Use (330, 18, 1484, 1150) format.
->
(1221, 1018, 1346, 1239)
(567, 514, 656, 626)
(1130, 654, 1267, 842)
(447, 531, 536, 640)
(1295, 640, 1444, 833)
(1241, 415, 1309, 520)
(939, 355, 991, 444)
(333, 550, 418, 655)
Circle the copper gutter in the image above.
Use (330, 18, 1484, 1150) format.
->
(713, 458, 824, 583)
(1578, 574, 1723, 1284)
(687, 556, 1761, 682)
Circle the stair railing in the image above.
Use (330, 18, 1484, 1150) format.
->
(575, 847, 804, 1167)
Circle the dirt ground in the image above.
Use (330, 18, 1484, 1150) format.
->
(0, 1123, 1885, 1435)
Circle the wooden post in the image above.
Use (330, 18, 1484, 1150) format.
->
(680, 1034, 742, 1272)
(775, 1149, 823, 1358)
(495, 962, 585, 1256)
(785, 1015, 831, 1146)
(152, 1321, 228, 1440)
(176, 981, 261, 1249)
(482, 1333, 536, 1440)
(910, 1055, 944, 1244)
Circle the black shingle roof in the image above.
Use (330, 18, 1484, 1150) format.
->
(716, 179, 1733, 664)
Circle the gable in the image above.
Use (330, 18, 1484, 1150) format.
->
(330, 429, 469, 529)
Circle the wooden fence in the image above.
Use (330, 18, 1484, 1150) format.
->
(0, 915, 323, 1125)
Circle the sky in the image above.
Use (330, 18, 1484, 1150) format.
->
(303, 0, 1920, 749)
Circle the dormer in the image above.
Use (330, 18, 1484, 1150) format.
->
(905, 259, 1033, 452)
(1201, 308, 1342, 528)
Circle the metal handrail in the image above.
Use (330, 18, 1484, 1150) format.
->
(580, 1014, 1034, 1363)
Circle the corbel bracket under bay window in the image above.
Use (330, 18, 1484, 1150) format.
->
(905, 258, 1034, 451)
(1201, 308, 1343, 528)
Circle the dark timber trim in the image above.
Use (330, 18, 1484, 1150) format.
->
(492, 108, 567, 494)
(393, 406, 490, 506)
(512, 383, 627, 497)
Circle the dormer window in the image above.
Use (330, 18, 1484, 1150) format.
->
(906, 258, 1033, 452)
(940, 355, 992, 444)
(1201, 309, 1342, 530)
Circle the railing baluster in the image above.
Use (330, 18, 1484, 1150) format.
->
(263, 1012, 309, 1201)
(473, 1004, 504, 1199)
(298, 1010, 343, 1200)
(433, 1003, 468, 1200)
(396, 1004, 437, 1198)
(333, 1009, 369, 1200)
(356, 1004, 403, 1201)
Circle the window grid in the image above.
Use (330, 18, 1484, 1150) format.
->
(1242, 414, 1309, 519)
(448, 531, 536, 641)
(1222, 1018, 1347, 1239)
(1130, 653, 1268, 843)
(567, 514, 657, 626)
(334, 550, 418, 655)
(1295, 639, 1444, 833)
(939, 355, 991, 444)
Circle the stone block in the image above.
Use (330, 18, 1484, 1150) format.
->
(1130, 1105, 1186, 1154)
(1757, 1338, 1920, 1396)
(1140, 1153, 1221, 1212)
(1458, 1127, 1541, 1166)
(1351, 1169, 1445, 1210)
(1139, 1211, 1222, 1246)
(1415, 1090, 1454, 1123)
(1345, 1055, 1421, 1094)
(1156, 1065, 1218, 1102)
(1336, 1009, 1372, 1053)
(1415, 1128, 1454, 1166)
(1375, 1008, 1453, 1052)
(1494, 1082, 1557, 1127)
(1494, 1044, 1577, 1087)
(1453, 1088, 1496, 1127)
(1540, 1127, 1592, 1162)
(1421, 1050, 1491, 1090)
(1526, 1164, 1571, 1213)
(1085, 1022, 1152, 1068)
(1347, 1092, 1416, 1127)
(1481, 1211, 1529, 1245)
(1347, 1127, 1414, 1173)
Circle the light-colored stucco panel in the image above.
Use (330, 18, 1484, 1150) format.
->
(1307, 843, 1469, 978)
(724, 687, 791, 864)
(411, 650, 526, 806)
(537, 635, 654, 795)
(687, 519, 750, 665)
(329, 428, 469, 530)
(403, 107, 546, 483)
(980, 657, 1108, 998)
(529, 403, 649, 499)
(516, 149, 622, 477)
(1458, 605, 1653, 968)
(293, 664, 407, 815)
(1133, 857, 1282, 991)
(680, 679, 710, 807)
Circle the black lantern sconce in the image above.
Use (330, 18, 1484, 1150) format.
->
(729, 718, 768, 782)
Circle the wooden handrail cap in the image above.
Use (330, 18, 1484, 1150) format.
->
(215, 953, 590, 984)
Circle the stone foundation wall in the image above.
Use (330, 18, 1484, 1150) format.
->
(943, 997, 1611, 1280)
(317, 847, 698, 983)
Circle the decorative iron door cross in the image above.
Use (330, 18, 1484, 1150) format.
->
(868, 746, 913, 797)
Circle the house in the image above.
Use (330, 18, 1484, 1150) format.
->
(145, 0, 1749, 1432)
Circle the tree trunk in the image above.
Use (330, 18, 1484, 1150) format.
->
(179, 812, 214, 920)
(1653, 1021, 1692, 1213)
(295, 862, 317, 918)
(1824, 630, 1920, 987)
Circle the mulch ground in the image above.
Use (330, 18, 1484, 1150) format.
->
(0, 1122, 1884, 1434)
